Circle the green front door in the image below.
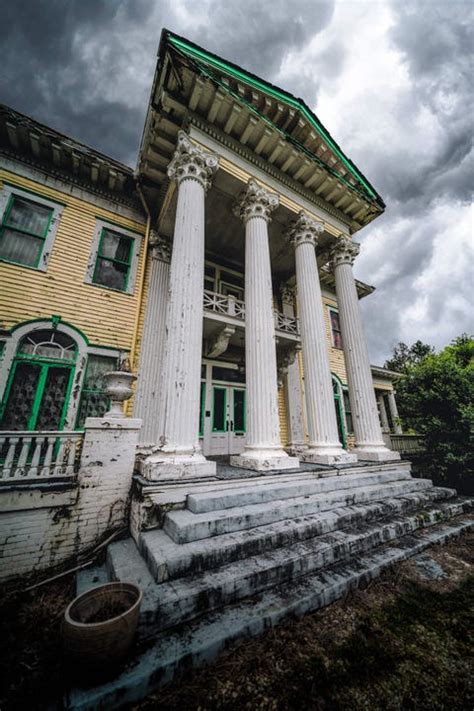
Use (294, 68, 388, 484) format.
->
(0, 358, 73, 431)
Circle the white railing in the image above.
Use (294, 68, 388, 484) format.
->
(203, 290, 245, 320)
(0, 431, 84, 482)
(274, 310, 299, 335)
(203, 290, 300, 336)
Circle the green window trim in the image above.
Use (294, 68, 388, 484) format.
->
(0, 193, 54, 269)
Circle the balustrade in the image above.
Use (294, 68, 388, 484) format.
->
(0, 431, 83, 481)
(203, 289, 299, 336)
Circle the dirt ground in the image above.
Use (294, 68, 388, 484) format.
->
(0, 532, 473, 711)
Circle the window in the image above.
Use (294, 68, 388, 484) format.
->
(343, 390, 353, 434)
(0, 195, 53, 268)
(92, 228, 134, 292)
(86, 220, 142, 294)
(329, 309, 343, 349)
(75, 354, 118, 428)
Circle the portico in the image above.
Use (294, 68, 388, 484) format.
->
(134, 130, 399, 480)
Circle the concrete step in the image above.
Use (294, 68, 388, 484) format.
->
(108, 499, 472, 634)
(164, 478, 437, 543)
(186, 468, 412, 513)
(141, 488, 458, 583)
(68, 517, 474, 710)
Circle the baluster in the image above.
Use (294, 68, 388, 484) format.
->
(53, 437, 66, 476)
(65, 437, 77, 476)
(3, 437, 18, 478)
(15, 436, 31, 478)
(29, 437, 44, 477)
(40, 437, 55, 477)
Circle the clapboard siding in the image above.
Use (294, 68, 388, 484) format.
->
(0, 169, 146, 351)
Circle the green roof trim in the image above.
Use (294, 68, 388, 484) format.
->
(166, 32, 382, 205)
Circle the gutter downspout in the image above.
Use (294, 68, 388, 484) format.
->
(130, 176, 151, 377)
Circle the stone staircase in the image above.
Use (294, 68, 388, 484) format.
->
(68, 464, 473, 709)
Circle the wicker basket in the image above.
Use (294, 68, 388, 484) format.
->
(63, 582, 142, 669)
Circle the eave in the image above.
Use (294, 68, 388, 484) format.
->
(0, 104, 139, 208)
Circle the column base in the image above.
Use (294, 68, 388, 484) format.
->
(354, 446, 401, 462)
(301, 446, 357, 465)
(230, 447, 300, 472)
(140, 451, 216, 481)
(286, 442, 308, 457)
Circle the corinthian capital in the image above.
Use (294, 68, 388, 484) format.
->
(234, 179, 279, 224)
(149, 230, 171, 263)
(167, 131, 219, 191)
(331, 238, 360, 268)
(289, 210, 324, 248)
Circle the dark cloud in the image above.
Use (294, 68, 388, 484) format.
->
(0, 0, 164, 165)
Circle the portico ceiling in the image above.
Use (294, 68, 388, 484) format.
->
(138, 30, 385, 234)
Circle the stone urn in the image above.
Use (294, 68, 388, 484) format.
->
(103, 371, 136, 417)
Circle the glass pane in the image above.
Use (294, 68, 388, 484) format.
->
(212, 365, 245, 383)
(0, 228, 43, 266)
(76, 392, 110, 428)
(199, 382, 205, 436)
(94, 257, 128, 290)
(233, 389, 245, 432)
(6, 197, 51, 237)
(100, 230, 132, 262)
(220, 270, 243, 287)
(212, 388, 226, 432)
(36, 366, 71, 430)
(334, 398, 344, 445)
(75, 355, 117, 428)
(0, 362, 41, 430)
(343, 391, 353, 433)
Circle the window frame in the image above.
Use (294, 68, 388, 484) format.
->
(85, 219, 142, 295)
(0, 184, 64, 271)
(328, 306, 343, 349)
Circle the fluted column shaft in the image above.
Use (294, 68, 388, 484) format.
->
(290, 213, 356, 464)
(230, 180, 298, 471)
(332, 240, 400, 461)
(142, 132, 219, 481)
(281, 286, 306, 451)
(134, 234, 171, 446)
(377, 393, 390, 432)
(388, 391, 403, 434)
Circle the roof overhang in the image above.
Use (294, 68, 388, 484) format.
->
(138, 29, 385, 232)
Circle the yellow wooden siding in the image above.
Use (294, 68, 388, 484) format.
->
(0, 169, 146, 351)
(278, 385, 288, 446)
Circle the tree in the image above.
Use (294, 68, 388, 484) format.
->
(393, 335, 474, 494)
(384, 340, 434, 373)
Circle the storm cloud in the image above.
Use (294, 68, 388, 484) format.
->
(0, 0, 472, 362)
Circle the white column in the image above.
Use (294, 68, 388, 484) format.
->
(388, 390, 403, 434)
(290, 212, 356, 464)
(230, 180, 299, 471)
(331, 239, 400, 461)
(280, 285, 306, 453)
(377, 392, 390, 432)
(133, 233, 171, 448)
(142, 132, 219, 481)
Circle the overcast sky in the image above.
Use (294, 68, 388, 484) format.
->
(1, 0, 472, 364)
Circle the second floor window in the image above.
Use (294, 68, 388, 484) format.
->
(330, 309, 343, 349)
(92, 228, 134, 292)
(0, 195, 53, 268)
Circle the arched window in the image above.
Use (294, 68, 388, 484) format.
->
(0, 329, 77, 431)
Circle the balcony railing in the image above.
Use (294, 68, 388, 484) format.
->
(0, 431, 84, 482)
(390, 434, 425, 455)
(203, 290, 300, 336)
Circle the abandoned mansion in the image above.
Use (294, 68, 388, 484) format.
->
(0, 29, 472, 700)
